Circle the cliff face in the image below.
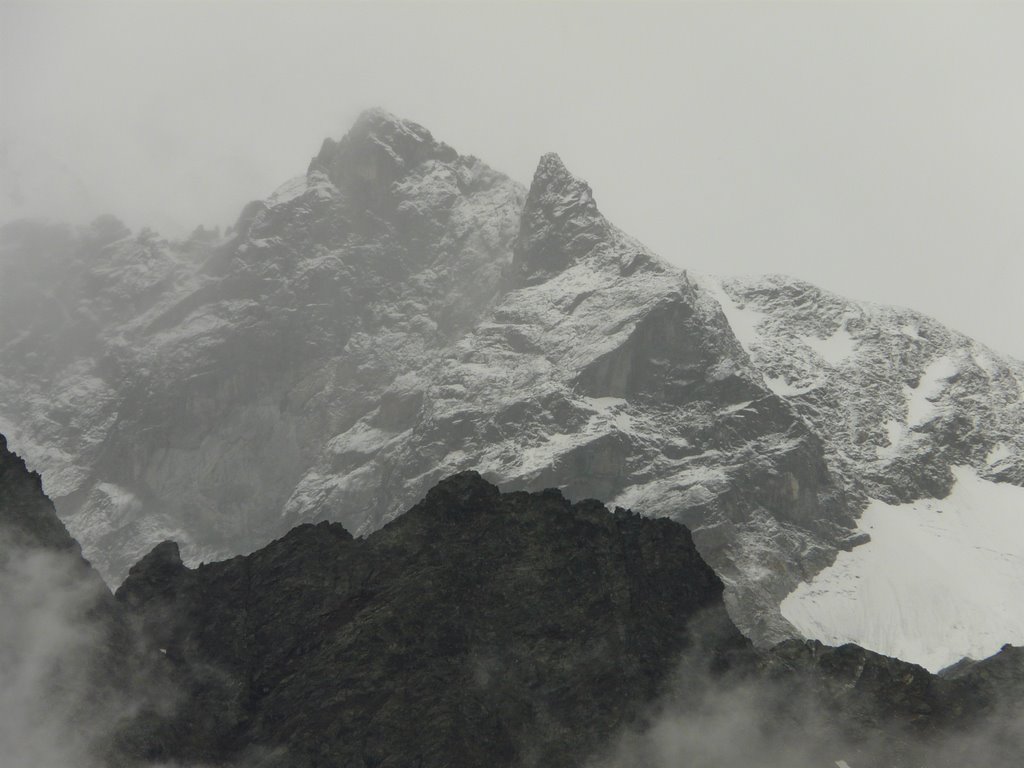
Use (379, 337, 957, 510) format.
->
(0, 433, 85, 553)
(115, 471, 749, 767)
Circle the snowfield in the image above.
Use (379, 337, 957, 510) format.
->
(782, 466, 1024, 671)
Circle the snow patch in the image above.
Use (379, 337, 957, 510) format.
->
(782, 466, 1024, 671)
(906, 355, 957, 427)
(876, 419, 907, 460)
(802, 321, 857, 365)
(266, 176, 308, 207)
(900, 323, 921, 339)
(972, 349, 997, 377)
(763, 376, 815, 397)
(700, 279, 765, 353)
(720, 400, 754, 415)
(987, 443, 1012, 467)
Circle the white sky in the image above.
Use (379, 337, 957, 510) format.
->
(3, 0, 1024, 357)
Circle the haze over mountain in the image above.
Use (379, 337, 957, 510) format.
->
(2, 111, 1023, 674)
(5, 2, 1024, 359)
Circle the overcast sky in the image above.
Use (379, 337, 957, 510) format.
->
(3, 1, 1024, 357)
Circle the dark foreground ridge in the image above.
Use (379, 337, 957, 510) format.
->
(115, 470, 749, 766)
(1, 433, 1023, 767)
(114, 470, 1024, 768)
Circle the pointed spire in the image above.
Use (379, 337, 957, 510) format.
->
(511, 153, 609, 284)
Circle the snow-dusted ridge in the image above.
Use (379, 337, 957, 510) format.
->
(699, 272, 1024, 667)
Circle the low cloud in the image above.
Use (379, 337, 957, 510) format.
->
(0, 544, 120, 767)
(587, 636, 1024, 768)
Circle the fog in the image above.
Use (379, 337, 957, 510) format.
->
(3, 1, 1024, 356)
(0, 541, 126, 767)
(586, 630, 1024, 768)
(0, 533, 287, 767)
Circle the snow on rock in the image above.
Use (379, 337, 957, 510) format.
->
(703, 273, 1024, 665)
(801, 318, 857, 365)
(782, 466, 1024, 671)
(266, 175, 311, 207)
(763, 376, 816, 397)
(906, 355, 958, 427)
(988, 443, 1012, 467)
(711, 274, 1024, 503)
(699, 275, 766, 354)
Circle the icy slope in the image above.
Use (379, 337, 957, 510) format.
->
(782, 466, 1024, 671)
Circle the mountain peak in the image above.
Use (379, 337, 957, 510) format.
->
(535, 151, 571, 177)
(307, 109, 459, 204)
(511, 152, 609, 283)
(352, 106, 405, 129)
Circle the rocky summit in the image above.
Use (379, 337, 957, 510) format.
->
(2, 110, 1024, 668)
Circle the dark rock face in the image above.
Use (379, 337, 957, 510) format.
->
(0, 433, 82, 553)
(2, 442, 1022, 767)
(115, 471, 749, 767)
(110, 470, 1024, 768)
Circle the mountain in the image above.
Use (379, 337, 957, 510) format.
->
(2, 110, 1022, 669)
(2, 430, 1022, 766)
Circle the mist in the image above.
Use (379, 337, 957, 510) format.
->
(0, 532, 289, 767)
(0, 541, 126, 768)
(4, 1, 1024, 356)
